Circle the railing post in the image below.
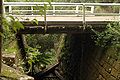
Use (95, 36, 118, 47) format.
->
(31, 6, 33, 15)
(91, 6, 94, 14)
(76, 5, 79, 16)
(83, 4, 86, 25)
(9, 6, 12, 15)
(119, 8, 120, 21)
(3, 4, 5, 14)
(53, 6, 55, 15)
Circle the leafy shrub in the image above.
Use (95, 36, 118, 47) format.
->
(92, 21, 120, 59)
(23, 46, 56, 74)
(93, 22, 120, 48)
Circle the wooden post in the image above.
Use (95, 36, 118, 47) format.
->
(0, 0, 3, 74)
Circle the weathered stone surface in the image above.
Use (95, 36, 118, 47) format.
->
(111, 68, 119, 78)
(2, 54, 15, 67)
(96, 75, 105, 80)
(1, 63, 34, 80)
(19, 76, 34, 80)
(62, 34, 120, 80)
(103, 62, 112, 73)
(84, 45, 120, 80)
(114, 60, 120, 71)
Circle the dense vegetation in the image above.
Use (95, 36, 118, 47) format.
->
(2, 18, 62, 75)
(2, 0, 62, 76)
(1, 0, 120, 79)
(92, 22, 120, 59)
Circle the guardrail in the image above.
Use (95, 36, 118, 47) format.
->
(3, 2, 120, 23)
(3, 2, 94, 16)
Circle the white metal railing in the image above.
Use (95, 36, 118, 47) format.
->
(3, 2, 120, 23)
(3, 2, 94, 16)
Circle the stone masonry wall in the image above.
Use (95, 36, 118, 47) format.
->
(62, 33, 120, 80)
(82, 36, 120, 80)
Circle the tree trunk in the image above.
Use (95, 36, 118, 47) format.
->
(0, 0, 3, 74)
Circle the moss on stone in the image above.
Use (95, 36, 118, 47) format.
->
(0, 63, 34, 80)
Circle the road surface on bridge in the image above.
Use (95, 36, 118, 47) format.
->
(17, 16, 118, 22)
(16, 15, 119, 34)
(14, 15, 119, 26)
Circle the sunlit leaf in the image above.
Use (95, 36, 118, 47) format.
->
(31, 19, 38, 25)
(8, 16, 15, 21)
(0, 32, 4, 37)
(12, 21, 24, 32)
